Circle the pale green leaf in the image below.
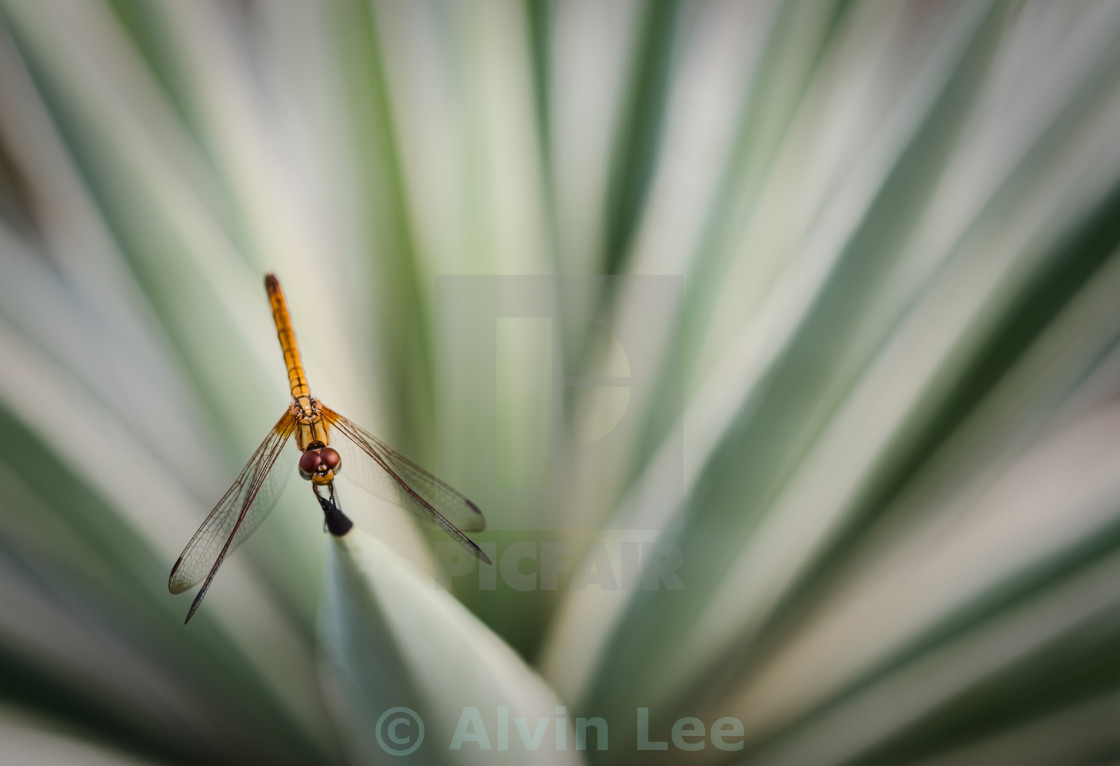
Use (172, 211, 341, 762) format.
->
(320, 526, 584, 766)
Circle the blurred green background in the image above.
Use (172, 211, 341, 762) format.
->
(2, 1, 1120, 764)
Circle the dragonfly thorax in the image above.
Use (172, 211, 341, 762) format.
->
(292, 398, 330, 451)
(299, 445, 342, 485)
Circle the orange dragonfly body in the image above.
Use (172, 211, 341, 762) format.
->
(170, 273, 489, 623)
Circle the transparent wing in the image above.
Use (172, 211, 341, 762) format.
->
(169, 409, 297, 622)
(320, 404, 489, 562)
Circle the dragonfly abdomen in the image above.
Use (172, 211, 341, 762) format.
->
(265, 273, 311, 401)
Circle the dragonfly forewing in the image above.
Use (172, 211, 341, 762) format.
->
(320, 405, 490, 562)
(168, 410, 297, 613)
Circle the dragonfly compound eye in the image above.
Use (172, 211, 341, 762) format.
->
(320, 447, 342, 473)
(298, 450, 323, 480)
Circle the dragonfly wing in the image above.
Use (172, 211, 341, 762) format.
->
(320, 405, 489, 560)
(169, 409, 297, 622)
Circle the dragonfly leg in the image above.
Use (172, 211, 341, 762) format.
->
(313, 482, 353, 536)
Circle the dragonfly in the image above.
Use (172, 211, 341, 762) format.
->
(169, 273, 490, 624)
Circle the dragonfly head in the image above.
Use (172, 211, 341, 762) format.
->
(299, 446, 342, 485)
